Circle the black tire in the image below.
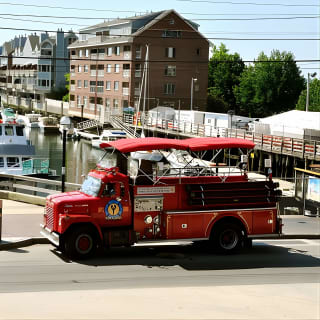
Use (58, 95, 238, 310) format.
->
(64, 226, 97, 260)
(211, 223, 243, 254)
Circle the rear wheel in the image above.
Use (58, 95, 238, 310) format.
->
(64, 226, 97, 260)
(211, 223, 243, 254)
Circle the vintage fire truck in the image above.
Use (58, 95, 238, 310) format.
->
(40, 137, 282, 259)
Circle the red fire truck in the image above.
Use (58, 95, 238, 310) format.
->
(40, 137, 282, 259)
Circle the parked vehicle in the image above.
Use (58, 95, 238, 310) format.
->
(40, 137, 282, 259)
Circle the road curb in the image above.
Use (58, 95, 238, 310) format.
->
(0, 237, 50, 250)
(0, 235, 319, 251)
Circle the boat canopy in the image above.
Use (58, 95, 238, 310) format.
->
(100, 137, 255, 153)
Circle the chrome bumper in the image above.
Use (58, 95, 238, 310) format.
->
(40, 224, 60, 246)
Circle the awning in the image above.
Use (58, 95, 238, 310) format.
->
(100, 137, 255, 153)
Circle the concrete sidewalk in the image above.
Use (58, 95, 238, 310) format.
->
(0, 199, 319, 250)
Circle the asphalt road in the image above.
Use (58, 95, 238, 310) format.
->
(0, 240, 319, 319)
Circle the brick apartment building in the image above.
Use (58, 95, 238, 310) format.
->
(68, 9, 209, 122)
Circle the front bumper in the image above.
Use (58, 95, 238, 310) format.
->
(40, 224, 60, 247)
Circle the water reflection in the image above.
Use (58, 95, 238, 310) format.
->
(27, 129, 104, 184)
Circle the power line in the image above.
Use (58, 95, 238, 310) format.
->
(0, 26, 319, 41)
(177, 0, 320, 7)
(0, 13, 319, 24)
(1, 55, 319, 63)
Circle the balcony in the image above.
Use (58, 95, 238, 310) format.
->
(97, 70, 104, 77)
(91, 54, 97, 60)
(135, 70, 141, 78)
(122, 87, 129, 96)
(15, 83, 22, 90)
(124, 52, 131, 60)
(123, 70, 130, 78)
(98, 53, 105, 59)
(90, 70, 97, 77)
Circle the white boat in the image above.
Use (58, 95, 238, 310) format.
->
(0, 121, 52, 176)
(39, 116, 59, 134)
(18, 113, 42, 128)
(91, 129, 127, 148)
(0, 107, 17, 124)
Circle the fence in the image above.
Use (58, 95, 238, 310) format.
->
(122, 114, 320, 160)
(0, 174, 81, 197)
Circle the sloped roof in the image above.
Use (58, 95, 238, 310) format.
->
(28, 35, 40, 51)
(79, 11, 163, 32)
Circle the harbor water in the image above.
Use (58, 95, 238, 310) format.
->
(27, 128, 105, 184)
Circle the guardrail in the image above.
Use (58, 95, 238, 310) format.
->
(121, 114, 320, 160)
(0, 174, 81, 197)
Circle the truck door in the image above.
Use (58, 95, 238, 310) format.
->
(97, 181, 131, 227)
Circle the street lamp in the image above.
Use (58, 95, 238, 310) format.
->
(190, 78, 197, 111)
(306, 72, 317, 112)
(60, 116, 71, 192)
(227, 110, 235, 130)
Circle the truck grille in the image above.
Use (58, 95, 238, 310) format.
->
(46, 204, 54, 230)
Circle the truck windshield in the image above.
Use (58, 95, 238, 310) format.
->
(80, 176, 102, 197)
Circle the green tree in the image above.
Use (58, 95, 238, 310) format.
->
(207, 43, 245, 113)
(62, 73, 70, 102)
(235, 50, 305, 118)
(296, 78, 320, 112)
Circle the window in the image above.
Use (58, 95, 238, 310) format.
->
(70, 95, 75, 101)
(90, 49, 98, 54)
(165, 65, 176, 76)
(165, 47, 176, 58)
(98, 48, 105, 54)
(79, 49, 83, 57)
(106, 64, 112, 73)
(90, 81, 96, 93)
(135, 64, 141, 77)
(84, 80, 88, 88)
(107, 47, 112, 56)
(5, 126, 14, 136)
(97, 81, 104, 93)
(164, 83, 175, 95)
(71, 50, 76, 56)
(124, 45, 131, 52)
(38, 65, 50, 72)
(162, 30, 181, 38)
(83, 96, 88, 107)
(114, 64, 120, 73)
(7, 157, 19, 168)
(113, 99, 119, 109)
(84, 65, 89, 72)
(16, 126, 24, 136)
(114, 81, 119, 91)
(77, 80, 82, 88)
(105, 98, 110, 108)
(0, 157, 4, 168)
(114, 46, 120, 56)
(106, 81, 111, 90)
(77, 95, 81, 107)
(78, 65, 82, 73)
(136, 45, 141, 59)
(196, 48, 201, 56)
(85, 49, 89, 57)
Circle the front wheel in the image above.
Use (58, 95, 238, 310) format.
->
(211, 223, 243, 254)
(64, 226, 97, 260)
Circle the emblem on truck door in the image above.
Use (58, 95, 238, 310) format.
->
(105, 200, 123, 220)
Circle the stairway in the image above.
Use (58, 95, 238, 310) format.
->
(109, 115, 140, 138)
(76, 119, 100, 131)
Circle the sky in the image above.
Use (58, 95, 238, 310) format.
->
(0, 0, 318, 78)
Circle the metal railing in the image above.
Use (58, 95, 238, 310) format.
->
(0, 173, 81, 197)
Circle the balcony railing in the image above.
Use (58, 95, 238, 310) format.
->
(123, 70, 130, 78)
(97, 70, 104, 77)
(90, 70, 97, 76)
(123, 52, 131, 60)
(122, 87, 129, 96)
(135, 70, 141, 78)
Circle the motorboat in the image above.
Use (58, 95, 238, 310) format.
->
(39, 116, 59, 134)
(91, 129, 127, 148)
(18, 113, 42, 128)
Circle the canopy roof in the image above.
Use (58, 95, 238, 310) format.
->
(100, 137, 255, 153)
